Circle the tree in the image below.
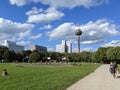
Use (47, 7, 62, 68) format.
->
(74, 53, 81, 62)
(0, 47, 8, 60)
(29, 52, 41, 62)
(62, 53, 77, 62)
(47, 52, 58, 60)
(40, 52, 48, 62)
(93, 47, 109, 63)
(115, 47, 120, 62)
(80, 51, 92, 62)
(16, 52, 23, 62)
(55, 52, 62, 61)
(3, 50, 16, 62)
(106, 47, 120, 62)
(21, 50, 32, 58)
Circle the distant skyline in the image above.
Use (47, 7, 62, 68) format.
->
(0, 0, 120, 52)
(56, 40, 72, 53)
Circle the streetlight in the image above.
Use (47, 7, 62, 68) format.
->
(75, 28, 82, 53)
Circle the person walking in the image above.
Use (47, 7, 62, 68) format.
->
(109, 62, 117, 78)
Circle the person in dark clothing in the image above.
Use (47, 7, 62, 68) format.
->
(110, 61, 118, 78)
(2, 69, 8, 76)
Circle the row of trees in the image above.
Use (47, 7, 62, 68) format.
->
(0, 46, 120, 63)
(92, 47, 120, 63)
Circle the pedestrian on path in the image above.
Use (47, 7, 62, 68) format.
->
(109, 61, 117, 78)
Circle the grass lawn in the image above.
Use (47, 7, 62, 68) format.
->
(0, 63, 100, 90)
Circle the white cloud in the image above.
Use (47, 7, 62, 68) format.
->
(0, 17, 34, 41)
(40, 0, 109, 8)
(72, 47, 78, 53)
(102, 40, 120, 47)
(16, 41, 31, 46)
(0, 18, 34, 34)
(81, 47, 96, 52)
(9, 0, 41, 6)
(28, 33, 42, 39)
(16, 41, 32, 50)
(47, 47, 54, 52)
(19, 30, 31, 40)
(9, 0, 28, 6)
(81, 40, 102, 44)
(26, 7, 64, 23)
(72, 47, 96, 53)
(26, 7, 43, 16)
(9, 0, 109, 8)
(39, 24, 52, 30)
(47, 19, 119, 44)
(47, 23, 76, 40)
(80, 19, 119, 44)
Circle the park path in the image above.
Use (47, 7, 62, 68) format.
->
(67, 64, 120, 90)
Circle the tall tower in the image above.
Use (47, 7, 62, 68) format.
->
(75, 28, 82, 53)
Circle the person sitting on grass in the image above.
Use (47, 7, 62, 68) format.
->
(2, 69, 8, 76)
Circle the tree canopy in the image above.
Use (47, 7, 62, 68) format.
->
(1, 46, 120, 63)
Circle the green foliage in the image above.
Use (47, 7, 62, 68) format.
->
(29, 52, 41, 62)
(1, 45, 120, 63)
(92, 47, 109, 63)
(0, 47, 8, 60)
(80, 51, 92, 62)
(63, 53, 76, 62)
(106, 47, 114, 60)
(16, 52, 23, 62)
(116, 47, 120, 60)
(21, 50, 32, 58)
(106, 47, 120, 61)
(3, 50, 16, 62)
(92, 52, 99, 62)
(48, 52, 59, 60)
(0, 63, 100, 90)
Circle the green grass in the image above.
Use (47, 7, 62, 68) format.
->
(0, 63, 100, 90)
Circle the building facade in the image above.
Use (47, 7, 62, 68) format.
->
(0, 40, 24, 52)
(66, 41, 72, 53)
(56, 40, 72, 53)
(4, 40, 24, 52)
(30, 45, 47, 52)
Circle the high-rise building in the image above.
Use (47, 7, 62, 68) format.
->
(2, 40, 24, 52)
(56, 40, 72, 53)
(67, 41, 72, 53)
(30, 45, 47, 52)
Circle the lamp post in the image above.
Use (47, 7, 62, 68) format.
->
(75, 28, 82, 53)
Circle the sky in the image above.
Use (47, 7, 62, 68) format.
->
(0, 0, 120, 52)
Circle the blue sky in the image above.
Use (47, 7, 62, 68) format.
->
(0, 0, 120, 52)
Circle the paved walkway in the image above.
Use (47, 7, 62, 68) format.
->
(67, 65, 120, 90)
